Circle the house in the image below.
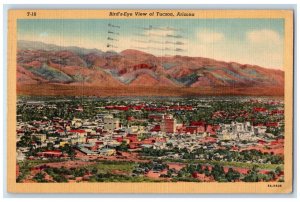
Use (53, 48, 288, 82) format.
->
(169, 105, 193, 111)
(206, 125, 216, 135)
(103, 115, 120, 131)
(190, 121, 206, 127)
(220, 131, 237, 140)
(185, 126, 204, 134)
(76, 144, 98, 155)
(258, 139, 267, 145)
(129, 142, 141, 149)
(127, 116, 135, 121)
(71, 118, 82, 128)
(148, 114, 164, 120)
(270, 110, 284, 115)
(237, 132, 253, 141)
(33, 133, 47, 142)
(75, 106, 83, 112)
(150, 125, 161, 132)
(68, 129, 87, 143)
(37, 150, 63, 158)
(114, 106, 130, 111)
(126, 125, 145, 134)
(253, 107, 267, 113)
(266, 122, 279, 127)
(98, 148, 116, 156)
(254, 126, 267, 135)
(126, 134, 138, 142)
(200, 137, 217, 143)
(140, 144, 153, 149)
(17, 150, 26, 161)
(59, 141, 69, 147)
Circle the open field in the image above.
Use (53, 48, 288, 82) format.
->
(84, 161, 137, 174)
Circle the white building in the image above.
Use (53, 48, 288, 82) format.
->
(17, 150, 26, 161)
(218, 122, 255, 141)
(103, 115, 120, 131)
(237, 132, 253, 141)
(254, 126, 267, 135)
(33, 133, 47, 143)
(71, 118, 82, 128)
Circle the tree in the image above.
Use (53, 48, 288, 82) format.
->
(46, 142, 54, 150)
(33, 172, 47, 182)
(225, 168, 240, 182)
(53, 175, 68, 182)
(203, 167, 210, 176)
(267, 171, 276, 181)
(116, 141, 128, 152)
(275, 166, 282, 175)
(243, 165, 259, 182)
(211, 164, 226, 182)
(91, 167, 98, 174)
(166, 168, 176, 177)
(60, 144, 75, 158)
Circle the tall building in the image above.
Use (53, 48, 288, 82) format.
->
(103, 115, 120, 131)
(161, 114, 177, 133)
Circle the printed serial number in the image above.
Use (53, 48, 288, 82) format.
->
(27, 12, 37, 17)
(268, 184, 282, 188)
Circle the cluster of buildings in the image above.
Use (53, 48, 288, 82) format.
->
(218, 122, 267, 141)
(16, 98, 284, 162)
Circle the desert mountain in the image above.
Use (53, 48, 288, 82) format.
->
(17, 40, 284, 96)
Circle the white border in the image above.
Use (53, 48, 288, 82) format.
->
(1, 1, 299, 201)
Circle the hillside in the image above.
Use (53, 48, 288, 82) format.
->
(16, 40, 284, 96)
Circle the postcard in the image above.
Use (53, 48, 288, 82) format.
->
(7, 9, 294, 193)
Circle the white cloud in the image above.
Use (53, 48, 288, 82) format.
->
(187, 33, 283, 70)
(247, 29, 281, 45)
(39, 32, 48, 37)
(197, 30, 225, 43)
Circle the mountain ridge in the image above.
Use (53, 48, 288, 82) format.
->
(17, 40, 284, 96)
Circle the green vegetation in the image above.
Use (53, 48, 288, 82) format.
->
(85, 161, 137, 174)
(16, 96, 285, 183)
(116, 141, 129, 152)
(141, 147, 284, 166)
(17, 95, 284, 128)
(243, 165, 277, 182)
(225, 168, 241, 182)
(44, 166, 93, 182)
(17, 159, 66, 182)
(33, 172, 47, 183)
(146, 157, 283, 170)
(59, 144, 76, 158)
(88, 173, 161, 182)
(16, 162, 31, 183)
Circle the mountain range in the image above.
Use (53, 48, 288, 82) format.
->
(17, 40, 284, 96)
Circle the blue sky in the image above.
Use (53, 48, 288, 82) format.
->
(18, 19, 285, 69)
